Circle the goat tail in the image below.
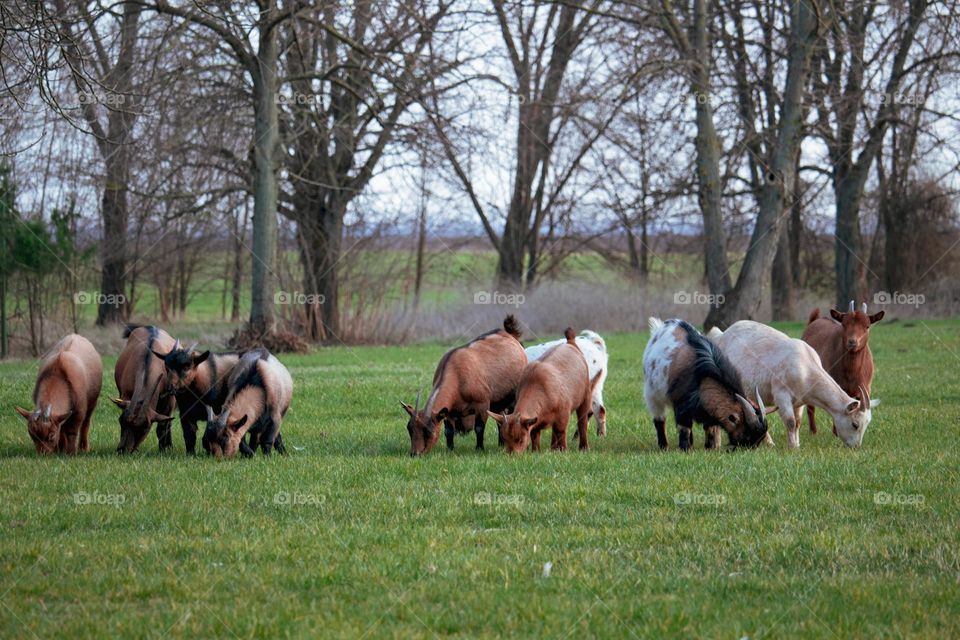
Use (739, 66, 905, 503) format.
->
(564, 327, 576, 344)
(502, 314, 522, 339)
(807, 308, 821, 325)
(648, 317, 664, 333)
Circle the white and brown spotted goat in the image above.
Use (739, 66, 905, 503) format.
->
(204, 348, 293, 458)
(643, 318, 768, 450)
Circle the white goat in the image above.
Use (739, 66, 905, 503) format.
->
(710, 320, 874, 448)
(525, 330, 608, 436)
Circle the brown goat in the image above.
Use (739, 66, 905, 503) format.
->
(204, 348, 293, 458)
(152, 342, 240, 455)
(802, 301, 882, 434)
(112, 325, 177, 453)
(402, 315, 527, 456)
(15, 334, 102, 454)
(488, 328, 595, 454)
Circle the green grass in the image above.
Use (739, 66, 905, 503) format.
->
(0, 319, 958, 638)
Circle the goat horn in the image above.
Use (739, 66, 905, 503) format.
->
(861, 302, 867, 314)
(734, 393, 754, 419)
(755, 386, 766, 415)
(860, 384, 870, 407)
(173, 338, 181, 351)
(206, 405, 215, 423)
(848, 300, 855, 312)
(43, 404, 52, 419)
(187, 342, 198, 353)
(414, 388, 423, 413)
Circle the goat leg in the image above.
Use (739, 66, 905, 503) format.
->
(654, 417, 668, 450)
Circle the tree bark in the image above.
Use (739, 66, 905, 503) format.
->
(247, 3, 280, 335)
(704, 0, 819, 329)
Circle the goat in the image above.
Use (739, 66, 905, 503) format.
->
(643, 318, 768, 451)
(802, 301, 882, 434)
(525, 329, 609, 436)
(402, 315, 526, 456)
(489, 328, 596, 453)
(204, 348, 293, 458)
(152, 343, 241, 454)
(113, 325, 176, 453)
(15, 334, 102, 454)
(711, 320, 874, 448)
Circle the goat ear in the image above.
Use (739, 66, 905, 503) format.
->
(52, 411, 73, 425)
(521, 416, 537, 429)
(435, 407, 448, 421)
(829, 309, 844, 322)
(870, 398, 881, 408)
(151, 410, 172, 423)
(110, 397, 129, 409)
(400, 402, 415, 417)
(193, 350, 211, 365)
(151, 349, 169, 361)
(229, 415, 248, 431)
(846, 399, 861, 413)
(727, 413, 740, 426)
(869, 311, 884, 324)
(487, 411, 504, 425)
(15, 406, 32, 420)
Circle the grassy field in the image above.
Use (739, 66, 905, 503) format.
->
(0, 319, 958, 638)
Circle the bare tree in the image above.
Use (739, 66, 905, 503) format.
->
(53, 0, 143, 325)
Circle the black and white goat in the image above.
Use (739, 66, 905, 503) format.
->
(643, 318, 768, 450)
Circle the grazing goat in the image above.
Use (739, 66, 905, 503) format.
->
(643, 318, 768, 451)
(15, 334, 102, 454)
(204, 348, 293, 458)
(113, 325, 177, 453)
(525, 329, 609, 436)
(711, 320, 874, 448)
(152, 342, 240, 454)
(490, 328, 596, 453)
(402, 315, 526, 456)
(802, 301, 882, 434)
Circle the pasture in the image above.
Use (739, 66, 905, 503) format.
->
(0, 319, 958, 638)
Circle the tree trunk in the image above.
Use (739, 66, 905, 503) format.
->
(834, 179, 866, 308)
(247, 8, 280, 336)
(705, 0, 819, 329)
(689, 0, 732, 296)
(97, 158, 129, 325)
(298, 205, 343, 341)
(229, 203, 248, 323)
(771, 223, 795, 321)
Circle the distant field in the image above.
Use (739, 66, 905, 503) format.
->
(53, 246, 719, 325)
(0, 319, 957, 637)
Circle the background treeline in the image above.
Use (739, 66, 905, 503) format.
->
(1, 0, 959, 355)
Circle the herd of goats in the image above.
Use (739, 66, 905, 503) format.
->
(13, 303, 883, 457)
